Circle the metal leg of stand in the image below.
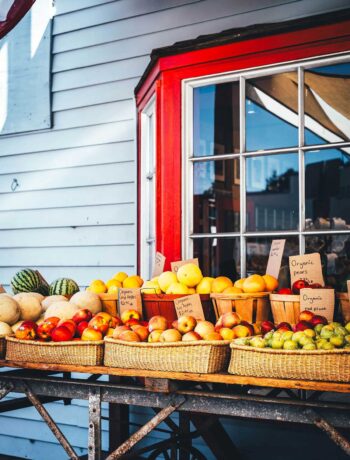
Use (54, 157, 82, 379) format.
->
(88, 387, 102, 460)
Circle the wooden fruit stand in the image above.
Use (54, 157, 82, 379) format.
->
(0, 360, 349, 459)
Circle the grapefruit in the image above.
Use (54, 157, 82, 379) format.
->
(234, 278, 246, 290)
(223, 286, 243, 294)
(113, 272, 128, 283)
(158, 271, 178, 293)
(262, 274, 279, 292)
(177, 263, 203, 287)
(196, 277, 214, 294)
(166, 283, 189, 295)
(211, 276, 233, 293)
(242, 275, 266, 293)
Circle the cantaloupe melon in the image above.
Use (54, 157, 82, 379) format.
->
(0, 321, 13, 337)
(26, 292, 45, 302)
(41, 295, 68, 311)
(0, 296, 20, 325)
(13, 293, 43, 321)
(44, 301, 80, 320)
(70, 291, 102, 315)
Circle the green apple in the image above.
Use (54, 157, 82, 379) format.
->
(298, 335, 314, 347)
(322, 342, 335, 350)
(335, 326, 347, 336)
(303, 343, 316, 350)
(329, 322, 341, 329)
(314, 324, 324, 335)
(235, 337, 249, 346)
(283, 340, 298, 350)
(271, 338, 284, 349)
(281, 331, 293, 341)
(264, 331, 274, 341)
(304, 329, 316, 338)
(272, 331, 283, 340)
(250, 337, 266, 348)
(316, 338, 328, 349)
(330, 335, 345, 348)
(292, 331, 304, 342)
(320, 325, 335, 339)
(345, 322, 350, 333)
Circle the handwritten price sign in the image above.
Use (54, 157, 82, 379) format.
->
(289, 253, 324, 286)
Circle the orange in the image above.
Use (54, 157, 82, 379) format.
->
(242, 275, 266, 293)
(211, 276, 233, 293)
(262, 274, 279, 292)
(177, 263, 203, 287)
(223, 286, 243, 294)
(234, 278, 246, 290)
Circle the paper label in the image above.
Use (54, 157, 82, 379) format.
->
(266, 239, 286, 279)
(0, 285, 5, 293)
(289, 253, 324, 286)
(300, 288, 334, 321)
(347, 280, 350, 302)
(173, 294, 205, 320)
(118, 288, 142, 315)
(171, 258, 199, 273)
(152, 252, 166, 278)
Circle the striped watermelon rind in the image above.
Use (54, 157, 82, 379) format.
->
(49, 278, 80, 296)
(11, 269, 49, 295)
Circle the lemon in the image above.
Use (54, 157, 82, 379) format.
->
(106, 279, 122, 289)
(123, 276, 141, 289)
(89, 280, 107, 294)
(196, 277, 214, 294)
(113, 272, 128, 283)
(166, 282, 189, 295)
(158, 271, 178, 293)
(177, 263, 203, 287)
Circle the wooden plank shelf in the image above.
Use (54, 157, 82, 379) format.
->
(1, 360, 349, 393)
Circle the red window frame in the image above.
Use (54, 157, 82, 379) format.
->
(136, 18, 350, 272)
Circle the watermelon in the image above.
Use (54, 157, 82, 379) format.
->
(11, 269, 49, 295)
(49, 278, 79, 297)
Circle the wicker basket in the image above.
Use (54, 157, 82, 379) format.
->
(104, 337, 230, 373)
(336, 293, 350, 323)
(210, 292, 271, 322)
(229, 342, 350, 382)
(98, 293, 118, 316)
(0, 337, 6, 359)
(142, 294, 216, 323)
(6, 337, 104, 366)
(269, 294, 300, 325)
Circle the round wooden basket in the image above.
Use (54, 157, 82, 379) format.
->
(269, 293, 300, 325)
(210, 292, 271, 322)
(6, 336, 104, 366)
(104, 337, 230, 373)
(141, 293, 216, 323)
(336, 293, 350, 323)
(229, 342, 350, 383)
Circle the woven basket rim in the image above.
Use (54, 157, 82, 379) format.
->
(105, 337, 230, 347)
(6, 336, 104, 346)
(230, 342, 350, 355)
(211, 292, 270, 299)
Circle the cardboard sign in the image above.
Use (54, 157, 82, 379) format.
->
(266, 239, 286, 279)
(289, 253, 324, 286)
(171, 258, 199, 273)
(118, 288, 142, 315)
(152, 252, 166, 278)
(0, 285, 5, 293)
(173, 294, 205, 320)
(300, 288, 334, 321)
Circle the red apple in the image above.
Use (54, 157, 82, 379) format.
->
(119, 330, 141, 342)
(52, 325, 74, 342)
(110, 316, 122, 328)
(15, 320, 37, 340)
(221, 312, 241, 328)
(148, 329, 163, 343)
(276, 322, 292, 331)
(232, 324, 252, 338)
(140, 321, 149, 328)
(182, 331, 202, 341)
(203, 332, 223, 341)
(218, 328, 235, 340)
(81, 327, 103, 341)
(36, 317, 60, 340)
(308, 283, 323, 289)
(159, 329, 182, 342)
(58, 319, 76, 336)
(88, 315, 109, 335)
(112, 325, 130, 339)
(131, 325, 149, 341)
(261, 320, 275, 335)
(277, 288, 293, 295)
(148, 315, 168, 332)
(177, 316, 197, 334)
(125, 318, 141, 327)
(214, 317, 223, 332)
(294, 320, 313, 332)
(72, 309, 93, 324)
(76, 321, 89, 337)
(299, 310, 314, 322)
(292, 279, 309, 294)
(121, 309, 141, 324)
(310, 315, 328, 327)
(194, 321, 215, 338)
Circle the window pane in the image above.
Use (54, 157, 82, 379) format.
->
(305, 148, 350, 230)
(193, 237, 240, 279)
(246, 153, 299, 231)
(246, 72, 298, 151)
(305, 62, 350, 145)
(193, 82, 240, 157)
(193, 159, 240, 234)
(305, 234, 350, 290)
(246, 237, 299, 287)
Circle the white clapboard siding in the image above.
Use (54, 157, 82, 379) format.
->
(0, 225, 136, 248)
(0, 183, 135, 211)
(0, 142, 134, 174)
(55, 0, 116, 16)
(53, 0, 201, 34)
(0, 120, 134, 156)
(53, 78, 138, 111)
(0, 162, 134, 193)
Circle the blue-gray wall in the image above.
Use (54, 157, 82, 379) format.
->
(0, 0, 350, 458)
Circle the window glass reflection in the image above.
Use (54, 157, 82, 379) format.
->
(246, 237, 299, 287)
(193, 82, 239, 157)
(246, 72, 298, 151)
(193, 159, 240, 234)
(305, 234, 350, 291)
(193, 237, 240, 280)
(305, 148, 350, 231)
(305, 63, 350, 145)
(246, 153, 299, 231)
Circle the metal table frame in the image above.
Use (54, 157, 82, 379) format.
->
(0, 364, 349, 459)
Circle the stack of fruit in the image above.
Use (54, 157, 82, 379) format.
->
(87, 273, 143, 295)
(236, 310, 350, 350)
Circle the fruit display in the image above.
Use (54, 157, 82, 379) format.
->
(11, 269, 50, 296)
(69, 291, 102, 315)
(236, 310, 350, 351)
(87, 272, 143, 295)
(49, 278, 80, 297)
